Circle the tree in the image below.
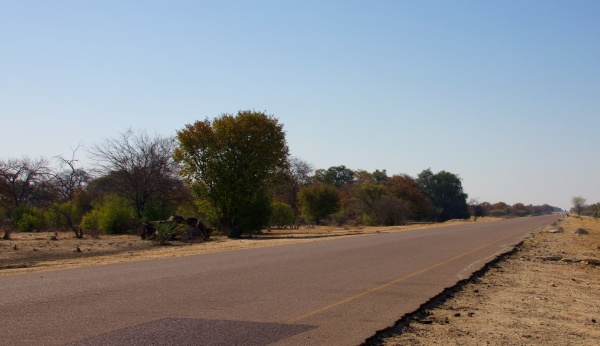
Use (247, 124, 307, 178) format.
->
(0, 157, 50, 208)
(416, 169, 469, 221)
(314, 165, 354, 188)
(279, 157, 313, 227)
(174, 110, 289, 238)
(47, 200, 85, 238)
(489, 201, 510, 217)
(511, 203, 529, 217)
(51, 145, 89, 202)
(348, 181, 387, 225)
(584, 203, 600, 217)
(468, 198, 485, 221)
(373, 195, 409, 226)
(385, 174, 430, 220)
(372, 169, 388, 183)
(571, 196, 586, 217)
(88, 129, 181, 221)
(270, 201, 295, 229)
(298, 183, 340, 225)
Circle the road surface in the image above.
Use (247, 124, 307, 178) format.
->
(1, 215, 559, 345)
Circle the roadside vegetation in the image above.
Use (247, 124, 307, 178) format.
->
(0, 111, 566, 244)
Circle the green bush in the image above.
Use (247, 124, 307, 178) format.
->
(81, 195, 136, 234)
(270, 202, 295, 229)
(45, 202, 82, 231)
(12, 206, 45, 232)
(80, 209, 99, 231)
(18, 212, 44, 232)
(44, 207, 64, 230)
(298, 183, 340, 225)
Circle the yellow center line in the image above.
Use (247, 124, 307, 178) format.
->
(287, 225, 539, 324)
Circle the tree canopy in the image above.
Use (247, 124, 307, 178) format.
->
(314, 165, 354, 188)
(174, 110, 289, 238)
(416, 168, 469, 221)
(298, 183, 340, 225)
(571, 196, 586, 217)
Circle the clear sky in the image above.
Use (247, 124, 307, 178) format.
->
(1, 0, 599, 209)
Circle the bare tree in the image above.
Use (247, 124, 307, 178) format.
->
(468, 197, 484, 221)
(88, 129, 181, 220)
(285, 157, 313, 227)
(0, 157, 50, 208)
(52, 144, 90, 202)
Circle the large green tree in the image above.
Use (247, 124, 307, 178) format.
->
(416, 169, 470, 221)
(174, 110, 289, 238)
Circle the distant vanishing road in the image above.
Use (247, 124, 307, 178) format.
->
(1, 215, 559, 345)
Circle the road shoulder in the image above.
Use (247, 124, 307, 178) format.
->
(369, 216, 600, 345)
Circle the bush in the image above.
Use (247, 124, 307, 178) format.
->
(270, 202, 295, 229)
(18, 212, 44, 232)
(45, 202, 83, 231)
(298, 183, 340, 225)
(80, 209, 99, 231)
(154, 221, 177, 245)
(329, 210, 353, 226)
(360, 213, 377, 226)
(81, 195, 136, 234)
(12, 206, 44, 232)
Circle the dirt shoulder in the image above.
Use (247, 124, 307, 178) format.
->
(369, 216, 600, 345)
(0, 218, 498, 276)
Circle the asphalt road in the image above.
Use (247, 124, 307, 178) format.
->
(1, 215, 559, 345)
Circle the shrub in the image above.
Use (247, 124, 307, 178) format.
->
(12, 206, 44, 232)
(329, 210, 353, 226)
(270, 202, 295, 229)
(80, 209, 99, 231)
(81, 195, 136, 234)
(17, 212, 44, 232)
(360, 213, 376, 226)
(154, 221, 177, 245)
(45, 202, 82, 231)
(298, 183, 340, 225)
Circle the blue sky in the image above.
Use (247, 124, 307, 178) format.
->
(1, 0, 599, 209)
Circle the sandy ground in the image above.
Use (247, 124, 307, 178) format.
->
(0, 218, 490, 276)
(369, 216, 600, 346)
